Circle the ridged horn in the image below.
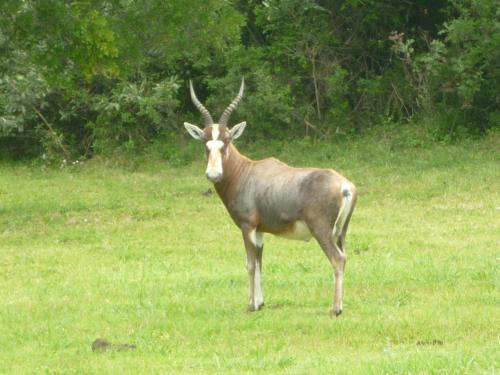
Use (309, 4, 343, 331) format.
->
(189, 80, 214, 127)
(219, 78, 244, 127)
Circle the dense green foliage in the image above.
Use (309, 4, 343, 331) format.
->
(1, 134, 499, 372)
(0, 0, 499, 160)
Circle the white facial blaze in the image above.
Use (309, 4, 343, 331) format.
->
(206, 139, 224, 180)
(211, 124, 219, 141)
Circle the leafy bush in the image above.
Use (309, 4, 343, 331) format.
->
(0, 0, 498, 160)
(436, 0, 500, 132)
(91, 77, 181, 154)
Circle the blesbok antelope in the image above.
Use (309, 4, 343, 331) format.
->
(183, 79, 357, 316)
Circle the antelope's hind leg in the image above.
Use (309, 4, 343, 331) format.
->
(308, 220, 346, 317)
(242, 228, 264, 312)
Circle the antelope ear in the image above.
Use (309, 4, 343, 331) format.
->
(229, 121, 247, 140)
(184, 122, 204, 140)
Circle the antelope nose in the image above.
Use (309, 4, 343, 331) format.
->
(205, 171, 222, 182)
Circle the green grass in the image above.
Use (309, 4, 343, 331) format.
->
(0, 133, 499, 374)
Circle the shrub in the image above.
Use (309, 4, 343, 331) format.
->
(90, 77, 181, 154)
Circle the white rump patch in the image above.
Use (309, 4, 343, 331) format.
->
(333, 182, 353, 239)
(277, 221, 312, 242)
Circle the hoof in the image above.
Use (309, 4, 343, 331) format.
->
(330, 308, 342, 318)
(247, 302, 264, 312)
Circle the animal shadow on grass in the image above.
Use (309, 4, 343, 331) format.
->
(353, 246, 369, 255)
(263, 302, 286, 310)
(264, 302, 328, 316)
(264, 301, 310, 310)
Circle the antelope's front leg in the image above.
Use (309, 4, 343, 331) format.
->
(242, 228, 264, 312)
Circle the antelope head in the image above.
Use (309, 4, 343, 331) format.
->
(184, 79, 246, 182)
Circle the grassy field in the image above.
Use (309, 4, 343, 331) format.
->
(0, 132, 499, 374)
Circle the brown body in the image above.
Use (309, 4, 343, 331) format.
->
(215, 142, 354, 236)
(184, 79, 357, 316)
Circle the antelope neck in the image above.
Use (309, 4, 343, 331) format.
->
(213, 143, 250, 196)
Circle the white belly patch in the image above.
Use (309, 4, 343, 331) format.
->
(276, 221, 312, 242)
